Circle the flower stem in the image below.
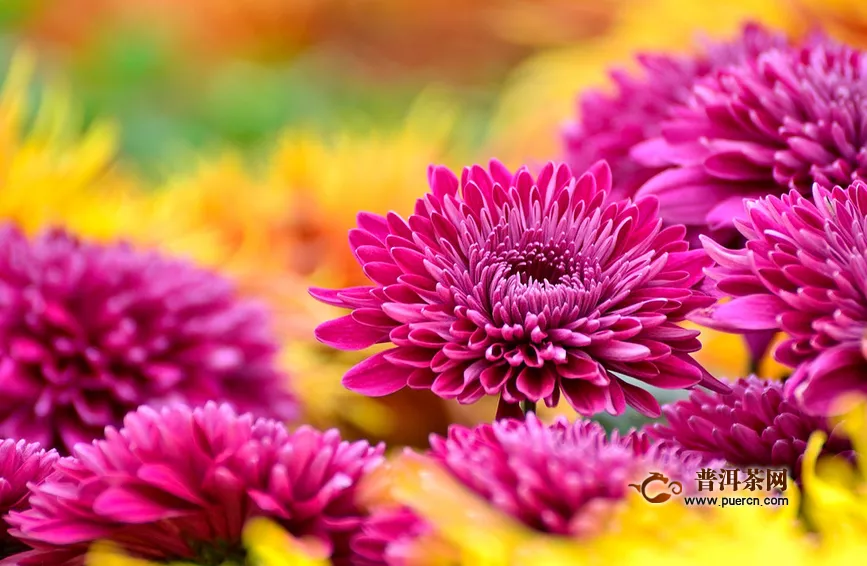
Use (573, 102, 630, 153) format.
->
(521, 400, 536, 416)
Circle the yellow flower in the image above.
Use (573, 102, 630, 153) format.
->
(137, 92, 482, 445)
(370, 452, 817, 566)
(86, 542, 196, 566)
(85, 519, 329, 566)
(0, 48, 141, 240)
(487, 0, 804, 167)
(243, 518, 331, 566)
(802, 399, 867, 538)
(800, 398, 867, 562)
(795, 0, 867, 48)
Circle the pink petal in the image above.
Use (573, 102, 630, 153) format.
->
(703, 294, 787, 331)
(342, 350, 410, 396)
(315, 315, 389, 350)
(92, 487, 184, 523)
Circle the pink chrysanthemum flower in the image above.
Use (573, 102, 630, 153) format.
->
(353, 415, 713, 563)
(350, 508, 429, 566)
(6, 403, 384, 565)
(634, 36, 867, 239)
(311, 160, 727, 419)
(0, 440, 57, 558)
(0, 225, 296, 453)
(696, 182, 867, 415)
(650, 376, 852, 480)
(565, 24, 788, 200)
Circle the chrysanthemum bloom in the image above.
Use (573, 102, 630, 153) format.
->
(634, 37, 867, 239)
(650, 376, 852, 480)
(7, 403, 384, 565)
(696, 182, 867, 415)
(0, 440, 58, 558)
(313, 159, 727, 418)
(565, 24, 788, 199)
(354, 415, 723, 564)
(0, 225, 296, 453)
(0, 49, 143, 243)
(802, 399, 867, 554)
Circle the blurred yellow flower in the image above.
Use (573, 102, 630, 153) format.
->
(802, 400, 867, 539)
(371, 452, 818, 566)
(137, 92, 483, 445)
(85, 519, 329, 566)
(243, 518, 331, 566)
(488, 0, 804, 167)
(0, 48, 141, 240)
(796, 0, 867, 48)
(800, 398, 867, 563)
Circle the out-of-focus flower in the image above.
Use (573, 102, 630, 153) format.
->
(650, 376, 852, 480)
(634, 37, 867, 239)
(137, 95, 466, 447)
(696, 183, 867, 415)
(565, 23, 788, 199)
(362, 439, 812, 566)
(0, 440, 57, 558)
(313, 159, 726, 418)
(488, 0, 802, 168)
(85, 518, 331, 566)
(0, 225, 295, 453)
(8, 403, 384, 565)
(0, 49, 141, 241)
(428, 416, 707, 534)
(796, 0, 867, 49)
(800, 398, 867, 563)
(356, 415, 715, 563)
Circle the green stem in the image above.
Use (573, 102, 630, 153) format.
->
(521, 400, 537, 416)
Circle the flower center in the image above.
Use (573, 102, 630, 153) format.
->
(501, 240, 579, 285)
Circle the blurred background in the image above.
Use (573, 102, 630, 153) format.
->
(0, 0, 840, 448)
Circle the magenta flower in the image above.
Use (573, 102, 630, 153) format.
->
(634, 37, 867, 238)
(565, 23, 788, 200)
(650, 376, 852, 480)
(354, 415, 712, 561)
(311, 160, 727, 419)
(427, 416, 707, 534)
(696, 182, 867, 415)
(6, 403, 384, 565)
(0, 440, 57, 558)
(351, 508, 429, 566)
(0, 225, 296, 453)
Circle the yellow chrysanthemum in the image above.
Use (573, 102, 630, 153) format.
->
(85, 519, 329, 566)
(0, 48, 142, 240)
(487, 0, 804, 167)
(135, 92, 482, 444)
(371, 452, 819, 566)
(795, 0, 867, 48)
(802, 400, 867, 537)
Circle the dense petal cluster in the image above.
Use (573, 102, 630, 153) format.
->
(650, 376, 852, 479)
(427, 416, 708, 535)
(0, 225, 296, 453)
(565, 24, 788, 199)
(696, 182, 867, 415)
(354, 415, 715, 563)
(6, 403, 384, 565)
(635, 36, 867, 238)
(0, 440, 57, 558)
(312, 160, 726, 418)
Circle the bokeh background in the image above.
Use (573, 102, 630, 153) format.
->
(0, 0, 846, 447)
